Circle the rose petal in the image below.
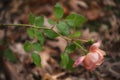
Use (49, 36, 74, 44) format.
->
(92, 41, 101, 48)
(83, 52, 103, 70)
(84, 52, 99, 63)
(90, 41, 101, 52)
(96, 49, 106, 56)
(73, 41, 105, 71)
(96, 49, 105, 65)
(86, 63, 97, 71)
(73, 56, 85, 67)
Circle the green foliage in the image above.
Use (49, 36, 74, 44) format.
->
(66, 14, 86, 27)
(32, 52, 41, 67)
(27, 4, 87, 70)
(29, 13, 44, 27)
(53, 3, 64, 19)
(86, 39, 94, 44)
(29, 12, 35, 25)
(70, 31, 81, 38)
(32, 43, 43, 51)
(3, 49, 17, 63)
(24, 3, 88, 70)
(74, 41, 82, 49)
(48, 18, 56, 25)
(34, 29, 44, 45)
(0, 3, 89, 72)
(57, 21, 69, 36)
(66, 58, 74, 71)
(44, 29, 59, 39)
(35, 16, 44, 27)
(27, 28, 34, 38)
(61, 53, 69, 68)
(65, 43, 76, 53)
(61, 53, 74, 71)
(24, 41, 32, 52)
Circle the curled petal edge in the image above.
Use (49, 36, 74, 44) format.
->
(92, 41, 101, 48)
(73, 56, 85, 67)
(90, 41, 101, 52)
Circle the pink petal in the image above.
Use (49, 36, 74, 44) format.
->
(95, 49, 105, 65)
(90, 41, 101, 52)
(92, 41, 101, 48)
(73, 56, 85, 67)
(85, 63, 97, 71)
(96, 49, 106, 56)
(83, 52, 102, 71)
(73, 40, 106, 71)
(83, 52, 99, 64)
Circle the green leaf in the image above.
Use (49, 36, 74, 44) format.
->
(66, 58, 74, 71)
(57, 21, 69, 36)
(44, 29, 59, 39)
(35, 16, 44, 27)
(70, 32, 81, 38)
(27, 28, 34, 38)
(66, 14, 86, 27)
(32, 52, 41, 67)
(24, 41, 32, 52)
(34, 29, 44, 45)
(86, 39, 94, 44)
(53, 3, 64, 19)
(48, 18, 56, 25)
(61, 53, 69, 68)
(74, 41, 82, 49)
(29, 12, 35, 25)
(32, 43, 43, 51)
(3, 49, 17, 63)
(65, 43, 76, 53)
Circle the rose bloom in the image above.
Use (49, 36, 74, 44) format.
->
(73, 41, 106, 71)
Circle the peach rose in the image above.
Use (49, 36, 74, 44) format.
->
(73, 41, 106, 71)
